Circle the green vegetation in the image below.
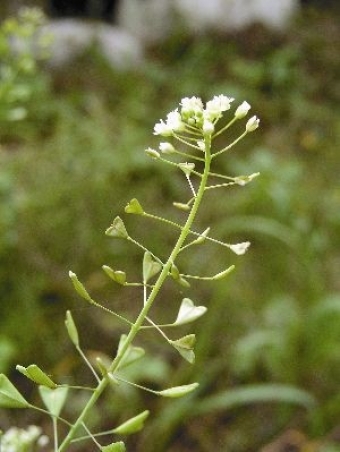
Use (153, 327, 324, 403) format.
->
(1, 5, 340, 451)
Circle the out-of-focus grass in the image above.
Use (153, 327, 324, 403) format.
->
(1, 5, 340, 451)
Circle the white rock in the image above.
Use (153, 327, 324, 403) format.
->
(116, 0, 172, 44)
(40, 19, 144, 69)
(116, 0, 298, 43)
(173, 0, 298, 33)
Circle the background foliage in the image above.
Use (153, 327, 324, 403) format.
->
(1, 4, 340, 451)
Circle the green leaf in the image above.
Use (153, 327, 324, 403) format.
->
(125, 198, 144, 215)
(65, 310, 79, 347)
(158, 382, 199, 398)
(105, 217, 128, 239)
(116, 335, 145, 369)
(143, 252, 162, 283)
(113, 410, 149, 435)
(196, 384, 317, 415)
(102, 265, 127, 285)
(0, 374, 29, 408)
(174, 298, 207, 326)
(16, 364, 57, 389)
(69, 271, 92, 302)
(39, 386, 69, 416)
(101, 442, 126, 452)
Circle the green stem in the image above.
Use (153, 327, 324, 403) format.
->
(58, 136, 212, 452)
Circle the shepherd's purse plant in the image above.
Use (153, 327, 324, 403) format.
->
(0, 95, 260, 451)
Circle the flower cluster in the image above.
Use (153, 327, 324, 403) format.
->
(0, 426, 49, 452)
(153, 95, 259, 138)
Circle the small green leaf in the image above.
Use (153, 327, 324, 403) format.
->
(113, 410, 149, 435)
(105, 217, 128, 239)
(0, 374, 29, 408)
(69, 271, 92, 302)
(16, 365, 57, 389)
(158, 382, 199, 398)
(102, 266, 127, 285)
(143, 252, 162, 283)
(174, 298, 207, 326)
(101, 442, 126, 452)
(65, 310, 79, 347)
(125, 198, 144, 215)
(116, 335, 145, 369)
(39, 386, 69, 416)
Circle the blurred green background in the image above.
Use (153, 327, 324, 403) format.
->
(1, 3, 340, 451)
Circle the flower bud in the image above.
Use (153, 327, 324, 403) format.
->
(145, 147, 160, 158)
(159, 142, 175, 154)
(235, 101, 251, 119)
(246, 116, 260, 132)
(202, 119, 214, 135)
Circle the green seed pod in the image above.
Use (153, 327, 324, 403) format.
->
(0, 374, 29, 408)
(105, 217, 128, 239)
(158, 382, 199, 398)
(113, 410, 149, 435)
(124, 198, 144, 215)
(68, 271, 92, 302)
(16, 365, 57, 389)
(101, 441, 126, 452)
(65, 310, 79, 347)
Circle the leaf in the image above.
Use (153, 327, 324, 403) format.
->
(143, 252, 162, 283)
(65, 310, 79, 347)
(39, 386, 69, 416)
(69, 271, 92, 302)
(113, 410, 149, 435)
(196, 384, 317, 415)
(16, 364, 57, 389)
(116, 334, 145, 369)
(125, 198, 144, 215)
(174, 298, 207, 326)
(101, 442, 126, 452)
(0, 374, 29, 408)
(105, 217, 128, 239)
(158, 382, 199, 398)
(102, 266, 127, 285)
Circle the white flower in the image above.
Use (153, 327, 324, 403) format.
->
(205, 95, 234, 120)
(180, 96, 204, 118)
(235, 101, 251, 119)
(154, 109, 185, 136)
(229, 241, 251, 255)
(202, 119, 214, 135)
(154, 119, 173, 136)
(197, 140, 205, 151)
(246, 115, 260, 132)
(166, 110, 185, 132)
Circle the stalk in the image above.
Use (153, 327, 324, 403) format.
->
(58, 138, 212, 451)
